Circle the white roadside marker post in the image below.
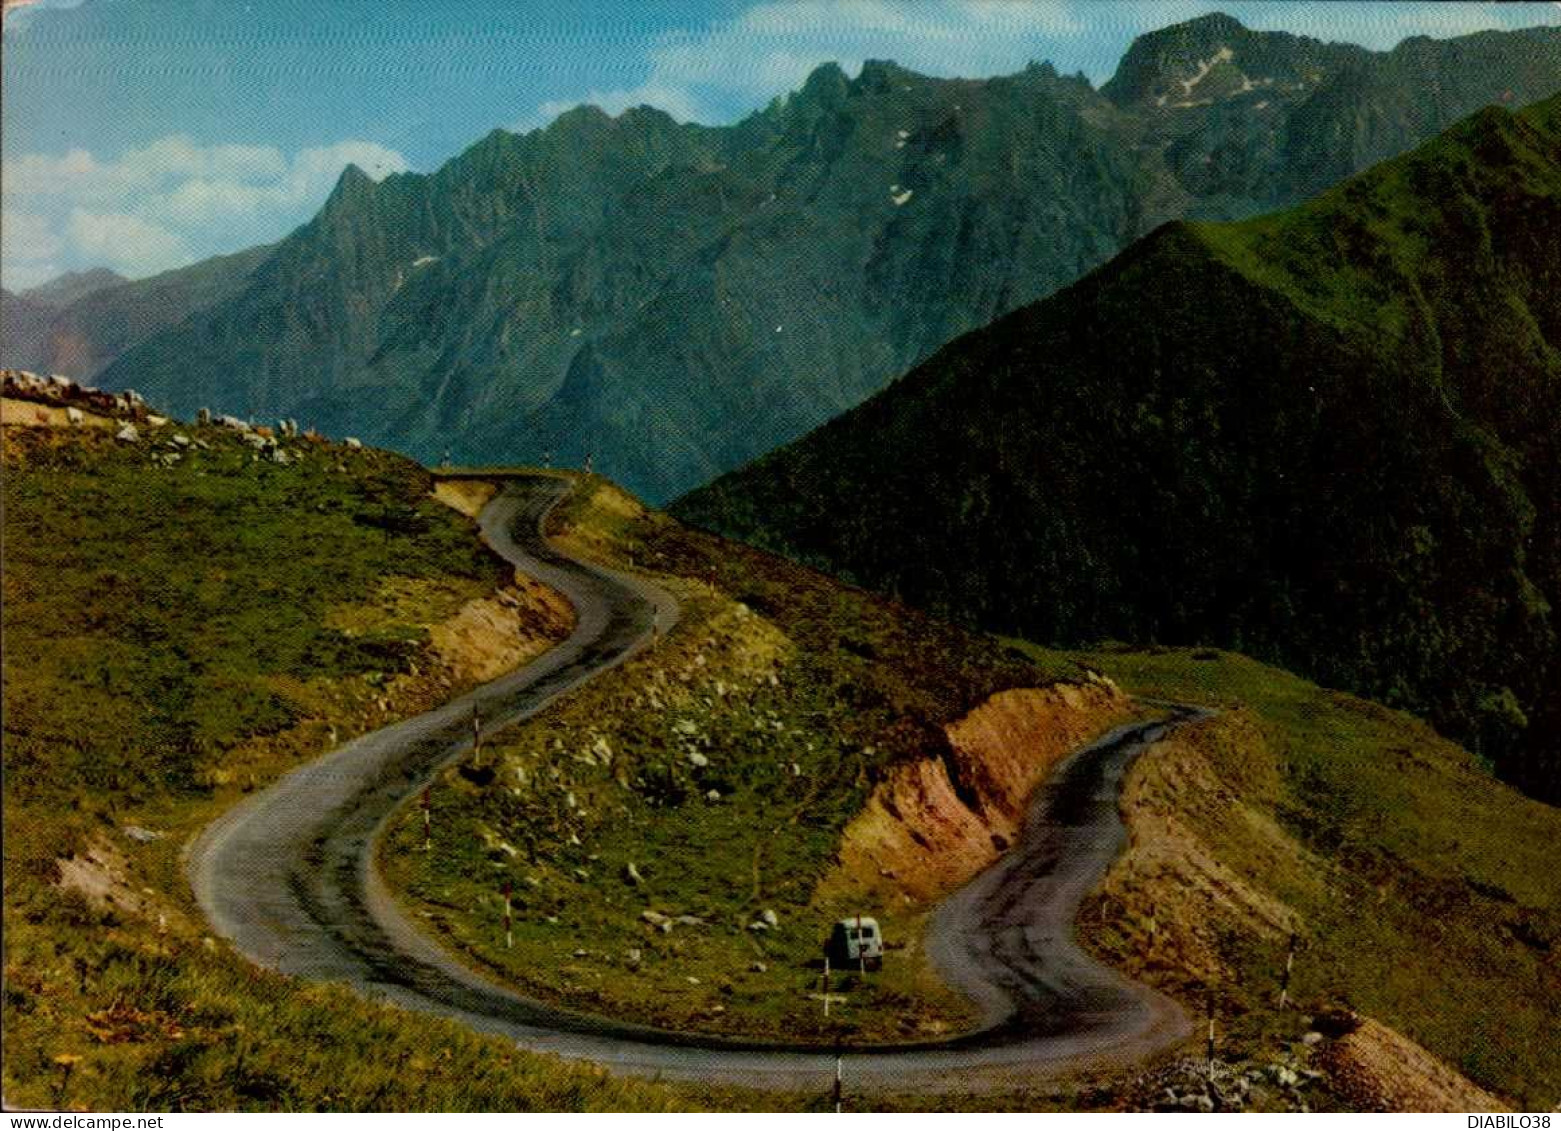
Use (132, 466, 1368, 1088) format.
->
(833, 1036, 844, 1113)
(422, 787, 432, 852)
(1206, 991, 1217, 1078)
(472, 707, 482, 768)
(504, 881, 513, 950)
(1278, 930, 1297, 1010)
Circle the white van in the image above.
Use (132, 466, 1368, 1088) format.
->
(827, 916, 883, 969)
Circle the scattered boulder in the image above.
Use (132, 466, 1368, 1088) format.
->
(114, 423, 139, 444)
(624, 861, 643, 885)
(1312, 1008, 1363, 1038)
(760, 908, 779, 928)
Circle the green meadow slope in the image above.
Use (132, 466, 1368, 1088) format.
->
(374, 476, 1559, 1108)
(1060, 646, 1561, 1109)
(379, 476, 1126, 1046)
(4, 414, 1555, 1110)
(677, 95, 1561, 803)
(0, 418, 690, 1111)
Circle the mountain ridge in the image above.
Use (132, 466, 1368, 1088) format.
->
(674, 94, 1561, 802)
(18, 267, 128, 308)
(1, 248, 272, 380)
(82, 15, 1561, 500)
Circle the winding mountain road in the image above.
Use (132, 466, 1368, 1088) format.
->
(188, 475, 1192, 1095)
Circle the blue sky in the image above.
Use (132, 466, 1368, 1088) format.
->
(3, 0, 1558, 289)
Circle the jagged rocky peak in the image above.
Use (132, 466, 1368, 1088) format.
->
(546, 102, 616, 133)
(854, 58, 920, 94)
(1102, 12, 1254, 107)
(323, 162, 378, 207)
(90, 17, 1561, 507)
(798, 61, 850, 105)
(1103, 11, 1367, 110)
(615, 103, 681, 127)
(1104, 10, 1350, 110)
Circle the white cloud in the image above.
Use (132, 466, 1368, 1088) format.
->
(1, 0, 88, 36)
(1, 207, 64, 288)
(1, 134, 409, 286)
(144, 140, 409, 227)
(64, 209, 189, 275)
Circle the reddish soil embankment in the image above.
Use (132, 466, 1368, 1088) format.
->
(1316, 1016, 1506, 1112)
(827, 678, 1137, 904)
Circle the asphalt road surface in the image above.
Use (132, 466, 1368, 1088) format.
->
(188, 475, 1192, 1095)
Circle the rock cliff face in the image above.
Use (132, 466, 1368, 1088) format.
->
(81, 15, 1561, 501)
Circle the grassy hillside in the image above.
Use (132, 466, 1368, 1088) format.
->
(377, 477, 1556, 1106)
(378, 477, 1127, 1045)
(5, 415, 1552, 1109)
(676, 94, 1561, 803)
(1055, 646, 1561, 1109)
(0, 420, 692, 1111)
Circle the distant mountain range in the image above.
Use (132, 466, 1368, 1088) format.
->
(2, 250, 269, 379)
(676, 94, 1561, 803)
(5, 12, 1546, 500)
(3, 269, 126, 373)
(16, 267, 127, 309)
